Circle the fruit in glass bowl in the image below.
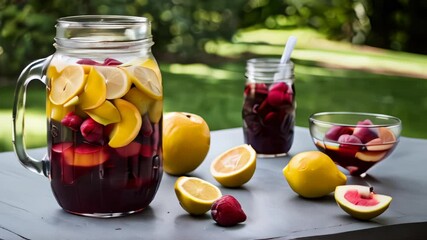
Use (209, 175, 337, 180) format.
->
(309, 112, 401, 177)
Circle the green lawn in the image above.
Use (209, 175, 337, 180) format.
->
(1, 28, 427, 152)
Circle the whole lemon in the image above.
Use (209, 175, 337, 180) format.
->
(163, 112, 210, 175)
(283, 151, 347, 198)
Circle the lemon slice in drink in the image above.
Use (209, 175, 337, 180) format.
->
(85, 100, 121, 126)
(79, 67, 107, 110)
(95, 66, 131, 100)
(174, 176, 222, 215)
(49, 65, 86, 105)
(122, 65, 162, 100)
(210, 144, 257, 188)
(141, 58, 162, 83)
(108, 99, 142, 148)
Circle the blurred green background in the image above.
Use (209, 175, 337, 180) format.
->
(1, 0, 427, 152)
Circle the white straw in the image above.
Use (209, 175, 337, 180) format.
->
(280, 36, 297, 64)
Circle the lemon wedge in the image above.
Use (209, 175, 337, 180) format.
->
(95, 66, 131, 100)
(148, 99, 162, 123)
(85, 100, 121, 126)
(141, 58, 162, 83)
(122, 65, 162, 100)
(210, 144, 256, 188)
(63, 95, 80, 107)
(174, 176, 222, 215)
(123, 87, 153, 115)
(47, 100, 75, 121)
(49, 65, 86, 105)
(108, 99, 142, 148)
(46, 65, 60, 81)
(79, 67, 107, 110)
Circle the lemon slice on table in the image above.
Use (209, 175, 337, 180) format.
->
(108, 99, 142, 148)
(95, 66, 131, 100)
(79, 67, 107, 110)
(174, 176, 222, 215)
(210, 144, 257, 188)
(122, 65, 162, 100)
(49, 65, 86, 105)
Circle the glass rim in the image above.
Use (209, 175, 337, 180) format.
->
(247, 58, 294, 67)
(309, 111, 402, 127)
(57, 15, 149, 26)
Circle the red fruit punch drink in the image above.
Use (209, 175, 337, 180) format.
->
(47, 16, 162, 217)
(47, 15, 163, 217)
(242, 59, 296, 157)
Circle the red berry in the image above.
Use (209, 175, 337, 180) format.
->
(325, 126, 353, 141)
(103, 58, 122, 66)
(338, 134, 362, 144)
(80, 118, 104, 143)
(76, 58, 102, 65)
(61, 112, 83, 131)
(267, 82, 292, 107)
(211, 195, 247, 227)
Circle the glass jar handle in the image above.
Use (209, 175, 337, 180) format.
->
(12, 57, 51, 177)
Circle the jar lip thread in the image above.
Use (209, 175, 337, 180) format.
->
(54, 15, 153, 49)
(246, 58, 294, 82)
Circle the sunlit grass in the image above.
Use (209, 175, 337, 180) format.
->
(2, 28, 427, 152)
(0, 110, 46, 152)
(209, 28, 427, 78)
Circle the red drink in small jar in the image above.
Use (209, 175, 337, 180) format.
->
(242, 59, 296, 156)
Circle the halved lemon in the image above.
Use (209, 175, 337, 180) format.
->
(122, 65, 162, 100)
(108, 99, 142, 148)
(210, 144, 256, 188)
(95, 66, 131, 100)
(174, 176, 222, 215)
(49, 65, 86, 105)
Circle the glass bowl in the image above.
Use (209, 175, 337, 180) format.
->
(309, 112, 402, 177)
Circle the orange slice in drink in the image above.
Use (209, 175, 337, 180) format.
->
(95, 66, 131, 100)
(210, 144, 257, 188)
(122, 65, 162, 100)
(49, 65, 86, 105)
(378, 127, 396, 143)
(108, 99, 142, 148)
(174, 176, 222, 215)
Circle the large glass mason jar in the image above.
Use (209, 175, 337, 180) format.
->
(242, 58, 296, 157)
(12, 15, 163, 217)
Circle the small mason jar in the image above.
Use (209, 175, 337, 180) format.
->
(242, 58, 296, 157)
(13, 15, 163, 217)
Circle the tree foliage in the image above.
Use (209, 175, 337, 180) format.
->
(1, 0, 426, 81)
